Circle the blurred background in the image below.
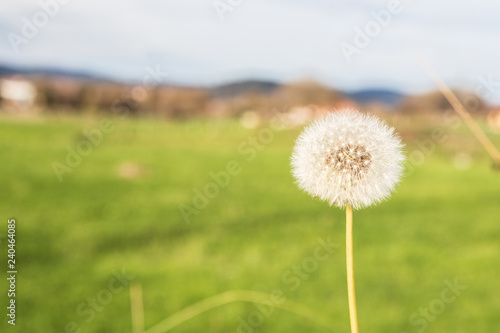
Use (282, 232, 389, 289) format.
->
(1, 0, 499, 332)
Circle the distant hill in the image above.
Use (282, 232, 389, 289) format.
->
(346, 89, 404, 106)
(210, 80, 404, 106)
(0, 63, 405, 106)
(210, 80, 280, 98)
(0, 65, 20, 77)
(0, 64, 110, 81)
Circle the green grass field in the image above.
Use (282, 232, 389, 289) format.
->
(1, 114, 499, 333)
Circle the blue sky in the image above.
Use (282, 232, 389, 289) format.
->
(1, 0, 500, 103)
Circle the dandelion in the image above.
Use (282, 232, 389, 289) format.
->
(291, 109, 405, 333)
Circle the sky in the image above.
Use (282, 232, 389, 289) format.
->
(1, 0, 500, 103)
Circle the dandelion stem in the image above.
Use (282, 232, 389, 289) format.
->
(346, 205, 359, 333)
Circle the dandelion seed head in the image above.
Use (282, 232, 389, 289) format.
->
(291, 109, 405, 209)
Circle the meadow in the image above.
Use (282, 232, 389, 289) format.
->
(0, 113, 499, 333)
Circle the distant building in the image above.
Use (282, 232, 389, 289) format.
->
(0, 77, 37, 111)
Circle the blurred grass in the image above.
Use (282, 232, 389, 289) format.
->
(0, 113, 499, 332)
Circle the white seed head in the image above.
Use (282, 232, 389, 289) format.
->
(291, 109, 405, 209)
